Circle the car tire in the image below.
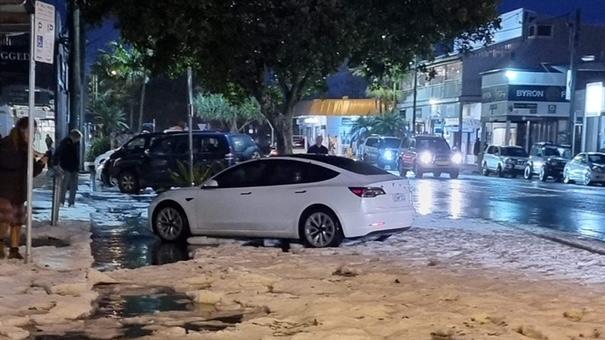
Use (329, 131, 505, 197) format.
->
(539, 167, 548, 182)
(152, 203, 191, 243)
(299, 207, 344, 248)
(118, 171, 140, 194)
(524, 166, 533, 180)
(398, 163, 408, 177)
(583, 172, 592, 186)
(433, 172, 441, 178)
(414, 164, 424, 178)
(482, 162, 490, 176)
(563, 169, 573, 184)
(496, 165, 504, 178)
(449, 170, 459, 179)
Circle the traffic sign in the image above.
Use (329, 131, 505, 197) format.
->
(34, 1, 55, 64)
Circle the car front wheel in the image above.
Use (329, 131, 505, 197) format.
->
(496, 165, 504, 178)
(482, 162, 490, 176)
(118, 171, 140, 194)
(563, 169, 573, 184)
(300, 209, 343, 248)
(153, 204, 191, 242)
(449, 169, 459, 179)
(524, 166, 533, 180)
(539, 167, 548, 182)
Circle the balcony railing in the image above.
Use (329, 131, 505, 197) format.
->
(399, 80, 462, 103)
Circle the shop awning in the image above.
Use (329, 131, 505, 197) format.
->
(0, 0, 30, 33)
(293, 98, 382, 117)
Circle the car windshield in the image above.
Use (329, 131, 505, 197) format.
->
(501, 147, 528, 157)
(416, 138, 450, 152)
(588, 154, 605, 164)
(382, 138, 400, 148)
(290, 155, 389, 175)
(229, 135, 256, 153)
(543, 147, 560, 156)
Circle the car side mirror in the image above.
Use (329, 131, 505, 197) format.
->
(201, 179, 218, 189)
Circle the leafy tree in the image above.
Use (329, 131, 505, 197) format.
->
(194, 93, 262, 132)
(84, 0, 499, 153)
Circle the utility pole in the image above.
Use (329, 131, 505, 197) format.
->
(568, 9, 581, 156)
(68, 0, 82, 132)
(411, 59, 418, 135)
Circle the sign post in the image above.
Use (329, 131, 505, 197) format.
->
(187, 67, 194, 186)
(25, 0, 55, 263)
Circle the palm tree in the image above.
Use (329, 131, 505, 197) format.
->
(96, 41, 149, 132)
(92, 90, 129, 146)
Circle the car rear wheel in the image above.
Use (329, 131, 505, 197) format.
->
(449, 170, 459, 179)
(153, 203, 191, 242)
(118, 171, 140, 194)
(524, 166, 533, 180)
(496, 165, 504, 178)
(482, 162, 490, 176)
(300, 209, 343, 248)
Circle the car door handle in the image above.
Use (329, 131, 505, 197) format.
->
(294, 190, 307, 194)
(240, 192, 252, 196)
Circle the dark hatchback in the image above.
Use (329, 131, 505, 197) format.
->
(111, 132, 260, 194)
(398, 135, 462, 178)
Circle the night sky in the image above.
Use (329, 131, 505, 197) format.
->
(80, 0, 605, 69)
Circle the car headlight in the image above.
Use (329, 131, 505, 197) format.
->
(505, 158, 514, 164)
(419, 152, 432, 164)
(451, 153, 463, 164)
(383, 150, 394, 161)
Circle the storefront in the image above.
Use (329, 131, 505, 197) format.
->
(293, 98, 381, 156)
(481, 68, 570, 149)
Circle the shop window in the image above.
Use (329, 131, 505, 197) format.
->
(529, 25, 553, 38)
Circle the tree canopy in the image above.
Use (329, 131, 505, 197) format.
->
(194, 93, 262, 132)
(85, 0, 499, 153)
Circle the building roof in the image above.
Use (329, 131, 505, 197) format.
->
(293, 98, 382, 117)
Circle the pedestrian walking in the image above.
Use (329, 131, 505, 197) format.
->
(0, 117, 47, 259)
(307, 136, 328, 155)
(55, 129, 82, 208)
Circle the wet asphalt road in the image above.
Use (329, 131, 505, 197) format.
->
(33, 171, 605, 271)
(408, 173, 605, 241)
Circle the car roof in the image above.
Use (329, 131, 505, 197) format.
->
(413, 135, 445, 139)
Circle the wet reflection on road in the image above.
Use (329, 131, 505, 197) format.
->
(410, 174, 605, 241)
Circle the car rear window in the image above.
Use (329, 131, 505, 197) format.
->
(501, 147, 528, 157)
(229, 135, 256, 153)
(291, 155, 389, 175)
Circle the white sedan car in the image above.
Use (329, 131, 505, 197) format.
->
(149, 155, 415, 248)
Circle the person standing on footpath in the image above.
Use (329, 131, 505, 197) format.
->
(307, 135, 328, 155)
(0, 117, 47, 259)
(55, 129, 82, 208)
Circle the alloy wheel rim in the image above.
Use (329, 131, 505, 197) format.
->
(122, 175, 135, 190)
(304, 212, 336, 248)
(156, 207, 183, 241)
(584, 172, 591, 185)
(524, 167, 531, 179)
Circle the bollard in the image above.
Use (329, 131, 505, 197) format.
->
(87, 163, 97, 192)
(50, 172, 62, 226)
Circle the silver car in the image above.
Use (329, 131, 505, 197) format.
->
(481, 145, 529, 178)
(563, 152, 605, 186)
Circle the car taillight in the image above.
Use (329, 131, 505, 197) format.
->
(348, 187, 386, 198)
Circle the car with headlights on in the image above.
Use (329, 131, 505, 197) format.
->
(398, 135, 462, 178)
(360, 135, 401, 170)
(481, 145, 528, 178)
(149, 155, 414, 248)
(563, 152, 605, 186)
(524, 142, 571, 182)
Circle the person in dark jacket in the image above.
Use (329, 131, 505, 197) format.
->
(56, 129, 82, 207)
(0, 117, 47, 259)
(307, 136, 328, 155)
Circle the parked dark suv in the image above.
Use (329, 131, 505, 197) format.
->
(398, 135, 462, 178)
(102, 133, 163, 186)
(112, 132, 260, 194)
(524, 142, 571, 182)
